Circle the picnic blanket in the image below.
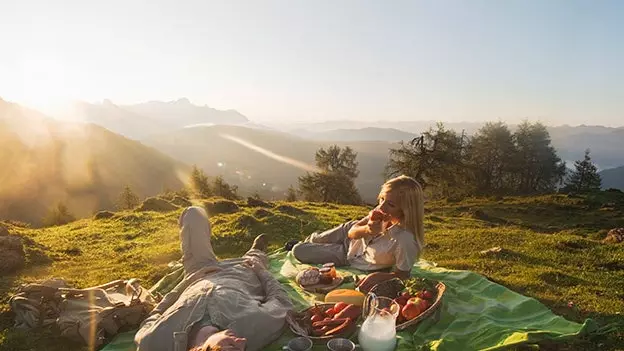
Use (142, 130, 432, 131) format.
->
(102, 250, 597, 351)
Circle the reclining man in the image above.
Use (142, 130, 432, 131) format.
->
(135, 206, 294, 351)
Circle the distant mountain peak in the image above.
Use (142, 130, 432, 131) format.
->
(173, 98, 191, 105)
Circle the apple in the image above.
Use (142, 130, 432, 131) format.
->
(400, 301, 422, 320)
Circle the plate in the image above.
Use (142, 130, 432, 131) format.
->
(299, 274, 344, 294)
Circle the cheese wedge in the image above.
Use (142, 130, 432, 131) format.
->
(324, 289, 365, 306)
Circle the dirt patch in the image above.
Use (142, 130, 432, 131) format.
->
(597, 261, 624, 271)
(555, 239, 596, 252)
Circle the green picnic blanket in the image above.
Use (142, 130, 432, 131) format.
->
(102, 250, 597, 351)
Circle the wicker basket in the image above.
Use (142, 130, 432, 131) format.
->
(361, 278, 446, 331)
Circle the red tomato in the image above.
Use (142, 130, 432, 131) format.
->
(422, 290, 434, 300)
(400, 291, 411, 299)
(333, 302, 348, 313)
(325, 307, 337, 318)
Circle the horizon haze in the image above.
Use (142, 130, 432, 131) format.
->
(1, 0, 622, 126)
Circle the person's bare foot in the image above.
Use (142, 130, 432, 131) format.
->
(251, 234, 269, 252)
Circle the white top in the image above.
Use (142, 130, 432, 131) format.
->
(346, 224, 422, 272)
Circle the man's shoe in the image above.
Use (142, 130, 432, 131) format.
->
(251, 234, 269, 252)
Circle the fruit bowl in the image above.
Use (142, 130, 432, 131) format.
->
(286, 303, 359, 342)
(362, 277, 446, 331)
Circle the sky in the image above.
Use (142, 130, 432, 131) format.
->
(0, 0, 622, 126)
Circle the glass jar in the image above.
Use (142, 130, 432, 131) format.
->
(319, 267, 333, 285)
(323, 263, 337, 278)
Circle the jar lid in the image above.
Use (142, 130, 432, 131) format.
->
(319, 267, 331, 273)
(323, 262, 335, 268)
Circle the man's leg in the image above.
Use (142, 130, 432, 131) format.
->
(179, 206, 219, 273)
(241, 234, 270, 269)
(291, 242, 348, 265)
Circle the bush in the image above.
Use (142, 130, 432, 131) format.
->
(204, 200, 240, 215)
(170, 196, 192, 208)
(246, 197, 272, 208)
(43, 202, 76, 227)
(136, 197, 178, 212)
(276, 205, 306, 216)
(94, 211, 115, 220)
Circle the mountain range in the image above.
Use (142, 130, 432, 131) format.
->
(0, 97, 187, 225)
(1, 96, 623, 224)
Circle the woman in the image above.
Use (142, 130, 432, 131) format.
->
(292, 175, 425, 281)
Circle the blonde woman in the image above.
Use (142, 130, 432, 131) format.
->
(292, 175, 425, 284)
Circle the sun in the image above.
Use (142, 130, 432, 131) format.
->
(11, 57, 77, 115)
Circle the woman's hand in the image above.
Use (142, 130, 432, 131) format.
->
(356, 272, 396, 293)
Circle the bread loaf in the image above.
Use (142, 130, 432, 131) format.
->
(296, 268, 321, 286)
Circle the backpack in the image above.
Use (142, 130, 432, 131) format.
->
(10, 278, 158, 349)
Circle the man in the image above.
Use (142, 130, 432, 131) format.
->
(135, 206, 293, 351)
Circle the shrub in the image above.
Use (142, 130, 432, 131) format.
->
(204, 200, 240, 215)
(136, 197, 178, 212)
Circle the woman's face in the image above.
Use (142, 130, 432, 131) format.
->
(203, 329, 246, 351)
(377, 190, 403, 223)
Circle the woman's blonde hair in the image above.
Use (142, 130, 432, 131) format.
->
(379, 175, 425, 246)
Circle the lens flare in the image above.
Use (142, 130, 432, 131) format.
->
(220, 134, 320, 173)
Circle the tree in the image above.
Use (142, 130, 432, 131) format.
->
(117, 185, 140, 210)
(189, 165, 212, 198)
(386, 123, 468, 198)
(212, 176, 239, 200)
(43, 202, 75, 227)
(298, 145, 361, 204)
(285, 185, 298, 202)
(563, 149, 602, 193)
(466, 122, 516, 195)
(512, 121, 566, 194)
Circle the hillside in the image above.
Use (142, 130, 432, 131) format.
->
(143, 125, 393, 202)
(0, 99, 188, 225)
(0, 194, 622, 350)
(600, 166, 624, 191)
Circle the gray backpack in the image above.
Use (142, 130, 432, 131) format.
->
(10, 278, 158, 349)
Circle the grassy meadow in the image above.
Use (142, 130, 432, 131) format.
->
(0, 193, 623, 350)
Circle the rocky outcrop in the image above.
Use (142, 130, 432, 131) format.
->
(603, 228, 624, 244)
(0, 225, 25, 274)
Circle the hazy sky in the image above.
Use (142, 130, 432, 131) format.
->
(1, 0, 622, 125)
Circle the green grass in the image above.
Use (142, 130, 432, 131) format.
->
(1, 194, 623, 350)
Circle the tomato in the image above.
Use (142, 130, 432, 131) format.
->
(401, 291, 411, 299)
(311, 314, 323, 323)
(325, 307, 337, 318)
(333, 302, 348, 313)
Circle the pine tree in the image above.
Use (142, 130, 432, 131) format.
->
(189, 165, 212, 198)
(298, 145, 361, 204)
(563, 149, 602, 193)
(117, 185, 140, 210)
(285, 185, 298, 202)
(213, 176, 239, 200)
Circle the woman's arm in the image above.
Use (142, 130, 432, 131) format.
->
(348, 214, 384, 239)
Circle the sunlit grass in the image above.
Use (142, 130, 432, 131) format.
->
(1, 194, 623, 350)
